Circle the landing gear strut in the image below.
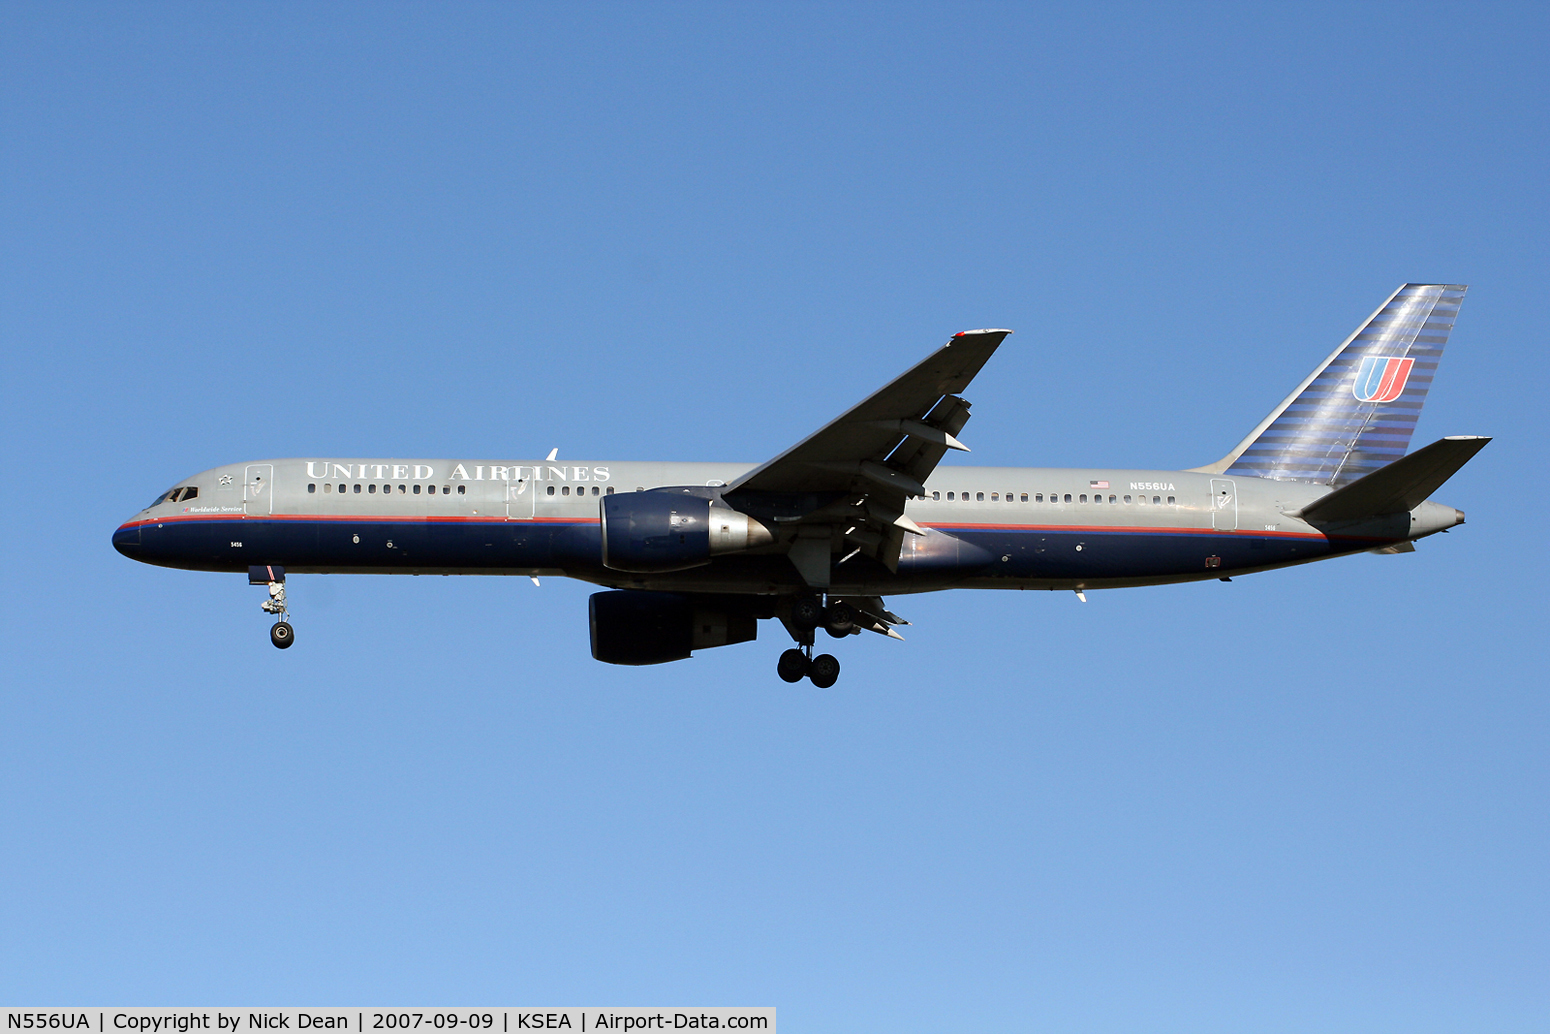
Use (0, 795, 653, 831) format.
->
(250, 565, 294, 649)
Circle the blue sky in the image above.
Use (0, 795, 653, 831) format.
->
(2, 2, 1547, 1029)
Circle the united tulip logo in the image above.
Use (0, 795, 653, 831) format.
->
(1353, 355, 1415, 403)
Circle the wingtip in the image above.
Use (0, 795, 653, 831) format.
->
(953, 328, 1013, 337)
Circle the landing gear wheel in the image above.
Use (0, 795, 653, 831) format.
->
(824, 601, 857, 638)
(270, 621, 295, 649)
(808, 653, 840, 688)
(777, 648, 809, 683)
(790, 597, 823, 629)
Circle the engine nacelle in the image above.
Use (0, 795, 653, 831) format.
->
(600, 490, 773, 573)
(589, 590, 758, 665)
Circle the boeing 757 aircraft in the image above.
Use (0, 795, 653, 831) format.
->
(114, 284, 1486, 686)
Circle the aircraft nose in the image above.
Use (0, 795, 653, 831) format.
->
(112, 521, 142, 556)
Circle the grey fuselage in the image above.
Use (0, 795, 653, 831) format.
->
(111, 456, 1465, 595)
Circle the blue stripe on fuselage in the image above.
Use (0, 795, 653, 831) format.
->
(122, 515, 1374, 586)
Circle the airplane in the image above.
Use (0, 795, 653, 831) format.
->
(113, 283, 1487, 686)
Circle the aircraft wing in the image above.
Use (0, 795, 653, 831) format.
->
(726, 329, 1011, 582)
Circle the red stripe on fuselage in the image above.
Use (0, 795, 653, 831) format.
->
(117, 513, 602, 529)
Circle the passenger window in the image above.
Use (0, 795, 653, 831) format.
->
(1079, 494, 1087, 503)
(369, 484, 377, 493)
(562, 486, 570, 496)
(1063, 494, 1071, 503)
(412, 484, 420, 495)
(547, 485, 556, 496)
(353, 484, 361, 494)
(443, 485, 451, 494)
(323, 483, 331, 494)
(991, 493, 998, 501)
(947, 492, 955, 500)
(458, 485, 466, 495)
(308, 483, 316, 494)
(592, 486, 600, 496)
(1154, 496, 1161, 504)
(1109, 495, 1116, 503)
(1138, 495, 1146, 504)
(976, 492, 984, 501)
(932, 491, 940, 500)
(1124, 495, 1132, 503)
(606, 487, 615, 495)
(399, 484, 406, 493)
(1167, 496, 1175, 504)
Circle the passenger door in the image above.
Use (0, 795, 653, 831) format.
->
(244, 464, 274, 516)
(1210, 478, 1237, 531)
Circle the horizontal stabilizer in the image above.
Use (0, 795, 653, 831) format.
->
(1292, 436, 1490, 523)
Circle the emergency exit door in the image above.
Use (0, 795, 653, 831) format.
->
(507, 478, 535, 519)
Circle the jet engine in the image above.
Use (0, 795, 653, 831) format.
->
(600, 490, 773, 573)
(589, 590, 759, 665)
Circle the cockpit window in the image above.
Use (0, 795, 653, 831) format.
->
(149, 486, 202, 507)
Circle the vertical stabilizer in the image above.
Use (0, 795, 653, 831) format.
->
(1196, 284, 1466, 484)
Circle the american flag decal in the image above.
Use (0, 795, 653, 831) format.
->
(1089, 480, 1109, 488)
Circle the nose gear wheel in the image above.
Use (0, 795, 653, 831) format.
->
(257, 578, 294, 649)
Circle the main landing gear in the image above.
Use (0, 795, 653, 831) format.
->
(250, 565, 294, 649)
(776, 594, 854, 686)
(777, 646, 841, 688)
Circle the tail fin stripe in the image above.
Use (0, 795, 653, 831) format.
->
(1207, 284, 1467, 485)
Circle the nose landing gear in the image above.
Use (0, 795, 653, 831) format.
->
(250, 565, 294, 649)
